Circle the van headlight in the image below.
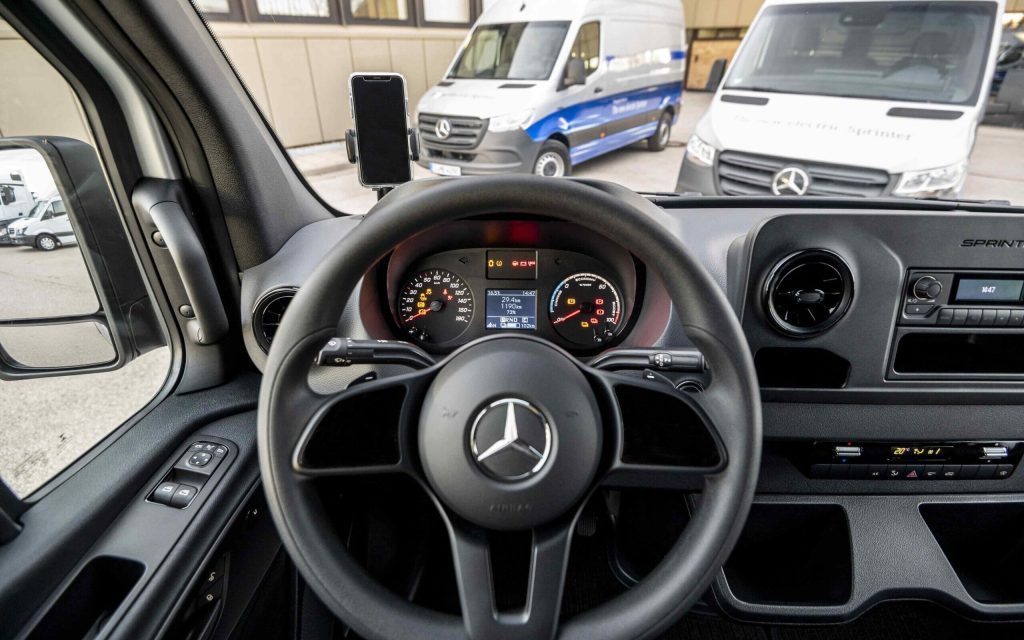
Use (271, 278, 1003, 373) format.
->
(893, 161, 968, 198)
(488, 109, 534, 133)
(685, 134, 716, 167)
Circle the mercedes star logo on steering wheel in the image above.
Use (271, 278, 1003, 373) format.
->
(469, 398, 552, 481)
(435, 118, 452, 140)
(771, 166, 811, 196)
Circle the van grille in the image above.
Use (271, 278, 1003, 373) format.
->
(716, 151, 891, 197)
(418, 113, 487, 149)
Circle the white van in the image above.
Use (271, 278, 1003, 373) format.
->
(6, 194, 75, 251)
(677, 0, 1005, 199)
(0, 171, 36, 221)
(416, 0, 686, 178)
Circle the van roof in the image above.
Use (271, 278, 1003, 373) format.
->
(478, 0, 683, 25)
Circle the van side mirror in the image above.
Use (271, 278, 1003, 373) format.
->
(998, 47, 1023, 68)
(564, 58, 587, 88)
(705, 58, 729, 92)
(0, 137, 163, 379)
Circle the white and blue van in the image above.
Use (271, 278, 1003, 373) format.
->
(415, 0, 686, 177)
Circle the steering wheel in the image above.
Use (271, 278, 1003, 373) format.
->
(258, 176, 761, 640)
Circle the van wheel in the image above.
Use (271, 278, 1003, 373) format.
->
(533, 141, 571, 177)
(35, 234, 58, 251)
(647, 111, 672, 151)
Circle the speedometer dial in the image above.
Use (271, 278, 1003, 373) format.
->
(398, 269, 474, 344)
(549, 273, 622, 345)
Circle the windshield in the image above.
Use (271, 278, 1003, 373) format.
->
(193, 1, 1023, 210)
(726, 2, 997, 105)
(26, 200, 48, 219)
(449, 21, 570, 80)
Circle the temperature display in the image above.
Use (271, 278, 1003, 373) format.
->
(891, 446, 947, 459)
(485, 290, 537, 330)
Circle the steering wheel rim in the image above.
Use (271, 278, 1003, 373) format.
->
(258, 176, 762, 640)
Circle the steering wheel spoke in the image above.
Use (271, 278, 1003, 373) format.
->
(291, 368, 435, 479)
(592, 372, 729, 490)
(446, 516, 574, 640)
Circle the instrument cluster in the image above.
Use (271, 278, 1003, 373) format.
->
(387, 246, 638, 353)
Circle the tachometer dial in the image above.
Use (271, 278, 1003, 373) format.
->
(398, 269, 474, 344)
(549, 273, 622, 345)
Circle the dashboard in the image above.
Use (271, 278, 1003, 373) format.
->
(239, 194, 1024, 625)
(376, 221, 645, 353)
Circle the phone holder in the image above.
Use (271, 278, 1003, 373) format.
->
(343, 128, 420, 164)
(344, 128, 421, 201)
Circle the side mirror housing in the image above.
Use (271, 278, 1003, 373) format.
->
(0, 137, 163, 379)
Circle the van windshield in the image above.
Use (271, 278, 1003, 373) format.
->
(26, 200, 48, 219)
(449, 21, 570, 80)
(725, 2, 997, 105)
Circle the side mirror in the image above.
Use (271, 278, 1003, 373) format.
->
(705, 58, 729, 92)
(998, 47, 1023, 69)
(564, 58, 587, 88)
(0, 137, 163, 379)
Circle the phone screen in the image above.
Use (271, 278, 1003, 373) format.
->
(350, 75, 412, 186)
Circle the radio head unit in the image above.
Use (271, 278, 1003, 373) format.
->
(899, 270, 1024, 327)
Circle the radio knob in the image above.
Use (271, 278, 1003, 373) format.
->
(913, 276, 942, 300)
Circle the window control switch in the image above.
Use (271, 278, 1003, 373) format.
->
(151, 482, 179, 505)
(170, 484, 199, 508)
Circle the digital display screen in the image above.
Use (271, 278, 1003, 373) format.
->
(486, 250, 538, 280)
(485, 290, 537, 330)
(890, 446, 947, 459)
(955, 278, 1024, 303)
(351, 75, 412, 187)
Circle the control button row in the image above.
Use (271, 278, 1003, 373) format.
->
(190, 441, 229, 457)
(936, 308, 1024, 327)
(150, 482, 199, 508)
(809, 463, 1014, 480)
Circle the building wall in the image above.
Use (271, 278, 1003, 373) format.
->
(210, 22, 467, 147)
(0, 21, 94, 145)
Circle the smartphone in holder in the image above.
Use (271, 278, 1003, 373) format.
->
(349, 73, 413, 188)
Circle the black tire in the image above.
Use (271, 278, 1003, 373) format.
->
(532, 140, 571, 177)
(647, 110, 673, 151)
(35, 234, 58, 251)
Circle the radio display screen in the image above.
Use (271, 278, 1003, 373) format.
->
(954, 278, 1024, 303)
(485, 290, 537, 330)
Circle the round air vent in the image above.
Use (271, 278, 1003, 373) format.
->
(764, 250, 853, 337)
(252, 287, 297, 353)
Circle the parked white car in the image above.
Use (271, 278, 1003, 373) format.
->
(6, 194, 75, 251)
(677, 0, 1006, 199)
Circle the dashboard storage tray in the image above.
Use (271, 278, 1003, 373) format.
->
(722, 503, 852, 606)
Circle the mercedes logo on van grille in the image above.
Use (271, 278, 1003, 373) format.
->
(772, 166, 811, 196)
(435, 118, 452, 140)
(470, 399, 552, 481)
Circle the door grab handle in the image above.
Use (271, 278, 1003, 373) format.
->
(148, 201, 228, 345)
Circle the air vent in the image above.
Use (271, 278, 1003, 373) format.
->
(253, 287, 297, 353)
(764, 250, 853, 337)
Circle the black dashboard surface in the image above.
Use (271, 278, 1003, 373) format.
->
(239, 192, 1024, 623)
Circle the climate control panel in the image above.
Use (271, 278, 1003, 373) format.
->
(800, 441, 1022, 480)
